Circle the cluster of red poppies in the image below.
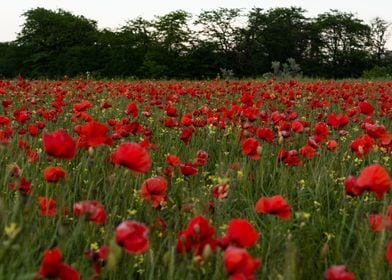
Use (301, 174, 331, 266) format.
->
(1, 77, 391, 279)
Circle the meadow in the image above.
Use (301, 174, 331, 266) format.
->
(0, 77, 391, 280)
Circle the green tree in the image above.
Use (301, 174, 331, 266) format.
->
(0, 43, 24, 77)
(261, 7, 309, 64)
(153, 10, 191, 53)
(369, 17, 391, 61)
(237, 8, 269, 76)
(195, 8, 242, 54)
(195, 8, 242, 74)
(312, 10, 372, 77)
(16, 8, 99, 78)
(238, 7, 310, 77)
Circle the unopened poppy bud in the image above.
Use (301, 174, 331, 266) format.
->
(203, 244, 212, 260)
(319, 242, 329, 259)
(7, 163, 21, 177)
(358, 145, 364, 155)
(193, 224, 200, 234)
(162, 251, 171, 266)
(193, 255, 203, 264)
(107, 239, 122, 271)
(88, 147, 94, 156)
(256, 146, 262, 155)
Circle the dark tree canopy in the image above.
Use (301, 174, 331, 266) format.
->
(0, 7, 391, 79)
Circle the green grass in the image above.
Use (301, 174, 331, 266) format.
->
(0, 79, 391, 279)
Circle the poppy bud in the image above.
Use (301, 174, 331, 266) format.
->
(358, 145, 364, 155)
(193, 224, 200, 234)
(320, 242, 329, 259)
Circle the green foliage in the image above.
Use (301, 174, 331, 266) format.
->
(362, 65, 392, 79)
(0, 43, 23, 77)
(0, 7, 390, 79)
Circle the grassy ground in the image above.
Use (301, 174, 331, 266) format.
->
(0, 79, 391, 279)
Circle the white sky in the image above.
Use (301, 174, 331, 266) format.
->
(1, 0, 392, 47)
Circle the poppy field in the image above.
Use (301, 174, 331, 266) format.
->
(0, 77, 391, 280)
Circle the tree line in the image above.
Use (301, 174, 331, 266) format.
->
(0, 7, 391, 79)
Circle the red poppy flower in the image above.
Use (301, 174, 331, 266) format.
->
(345, 164, 391, 199)
(43, 166, 67, 183)
(36, 247, 79, 280)
(162, 166, 174, 178)
(314, 122, 329, 140)
(166, 154, 180, 166)
(74, 200, 106, 224)
(38, 196, 57, 216)
(278, 149, 303, 166)
(110, 142, 151, 173)
(326, 140, 338, 152)
(255, 195, 291, 220)
(18, 127, 27, 135)
(0, 115, 10, 126)
(324, 265, 355, 280)
(142, 107, 151, 117)
(28, 124, 40, 137)
(327, 113, 349, 130)
(212, 184, 230, 200)
(14, 109, 30, 123)
(386, 240, 392, 264)
(379, 132, 392, 148)
(243, 106, 258, 121)
(140, 176, 168, 208)
(195, 150, 208, 166)
(358, 101, 374, 116)
(224, 246, 261, 280)
(242, 138, 261, 160)
(73, 100, 92, 112)
(26, 148, 39, 162)
(194, 118, 208, 128)
(75, 121, 112, 148)
(9, 176, 32, 195)
(176, 215, 217, 256)
(125, 102, 138, 118)
(181, 113, 193, 126)
(115, 220, 149, 254)
(36, 121, 45, 129)
(18, 139, 29, 149)
(344, 176, 363, 197)
(164, 117, 178, 127)
(165, 105, 178, 117)
(356, 164, 391, 199)
(368, 214, 385, 232)
(350, 134, 374, 157)
(219, 219, 259, 249)
(291, 121, 304, 133)
(1, 99, 11, 109)
(256, 127, 274, 142)
(43, 129, 77, 160)
(367, 205, 392, 232)
(180, 162, 198, 176)
(363, 123, 386, 139)
(180, 127, 193, 145)
(299, 145, 316, 158)
(84, 245, 109, 275)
